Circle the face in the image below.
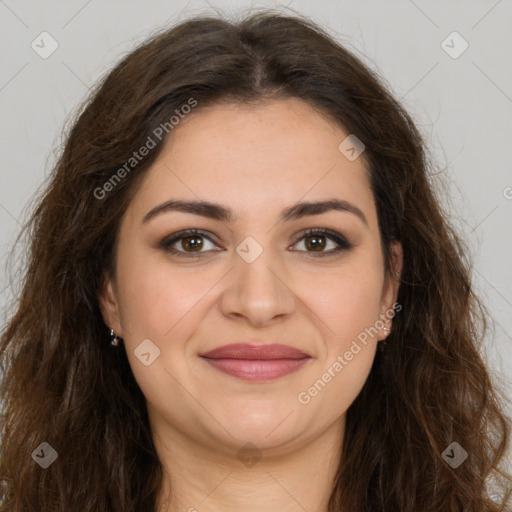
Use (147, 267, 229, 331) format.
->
(99, 98, 402, 457)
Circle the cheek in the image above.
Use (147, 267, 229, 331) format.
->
(296, 262, 382, 421)
(115, 242, 209, 342)
(114, 257, 209, 404)
(299, 342, 376, 427)
(114, 256, 230, 414)
(312, 254, 383, 411)
(306, 255, 385, 347)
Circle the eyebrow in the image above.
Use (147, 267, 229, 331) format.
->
(142, 198, 369, 227)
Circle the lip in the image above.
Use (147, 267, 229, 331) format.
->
(199, 343, 310, 360)
(199, 342, 311, 381)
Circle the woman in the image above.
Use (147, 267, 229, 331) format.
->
(1, 9, 510, 512)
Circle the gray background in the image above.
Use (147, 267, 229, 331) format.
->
(1, 0, 511, 461)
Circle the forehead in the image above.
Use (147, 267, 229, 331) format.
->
(129, 98, 377, 227)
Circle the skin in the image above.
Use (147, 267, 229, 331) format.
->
(99, 97, 403, 512)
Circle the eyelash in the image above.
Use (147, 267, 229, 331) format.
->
(159, 228, 353, 259)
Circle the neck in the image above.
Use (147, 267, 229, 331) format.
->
(153, 415, 345, 512)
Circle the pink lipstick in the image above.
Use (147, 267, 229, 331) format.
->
(199, 343, 311, 381)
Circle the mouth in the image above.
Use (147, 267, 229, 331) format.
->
(199, 342, 312, 382)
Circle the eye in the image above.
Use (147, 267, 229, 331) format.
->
(290, 228, 353, 257)
(159, 229, 221, 258)
(159, 228, 353, 259)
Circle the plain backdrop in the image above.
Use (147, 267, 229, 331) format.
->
(0, 0, 511, 459)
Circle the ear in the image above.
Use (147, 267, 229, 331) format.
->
(98, 270, 123, 336)
(379, 240, 403, 337)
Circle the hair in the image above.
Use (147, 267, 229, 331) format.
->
(1, 8, 510, 512)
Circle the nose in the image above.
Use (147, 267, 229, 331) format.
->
(220, 244, 296, 328)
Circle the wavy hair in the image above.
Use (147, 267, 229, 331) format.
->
(1, 9, 510, 511)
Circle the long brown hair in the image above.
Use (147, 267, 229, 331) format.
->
(1, 9, 510, 511)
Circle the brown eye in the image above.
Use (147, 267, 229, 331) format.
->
(160, 228, 352, 259)
(180, 235, 204, 252)
(160, 229, 220, 258)
(303, 234, 327, 252)
(291, 229, 352, 257)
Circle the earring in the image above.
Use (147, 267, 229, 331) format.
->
(110, 328, 120, 347)
(378, 327, 391, 352)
